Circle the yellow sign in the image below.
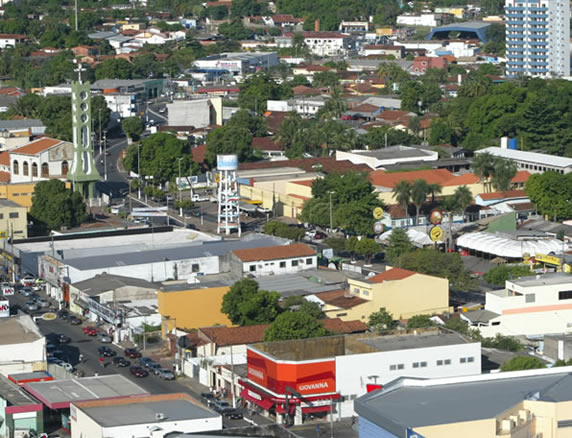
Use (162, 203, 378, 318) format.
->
(0, 231, 6, 239)
(430, 226, 443, 242)
(536, 253, 561, 266)
(376, 27, 393, 36)
(373, 207, 384, 220)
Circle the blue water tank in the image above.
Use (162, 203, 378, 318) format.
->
(509, 138, 518, 150)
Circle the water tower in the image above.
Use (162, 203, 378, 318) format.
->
(216, 154, 241, 236)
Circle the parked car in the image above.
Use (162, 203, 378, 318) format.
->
(124, 348, 142, 359)
(36, 298, 49, 308)
(20, 276, 35, 286)
(98, 333, 112, 343)
(57, 310, 69, 320)
(191, 194, 209, 202)
(25, 301, 39, 311)
(52, 333, 70, 344)
(82, 326, 97, 336)
(20, 287, 33, 297)
(313, 231, 327, 240)
(156, 368, 175, 380)
(201, 392, 216, 407)
(69, 316, 82, 325)
(112, 357, 130, 367)
(98, 346, 116, 357)
(222, 408, 243, 420)
(158, 107, 166, 114)
(139, 357, 155, 368)
(213, 401, 231, 414)
(130, 365, 149, 378)
(149, 362, 162, 374)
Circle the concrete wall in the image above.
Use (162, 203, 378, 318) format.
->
(158, 286, 232, 331)
(414, 418, 495, 437)
(0, 337, 45, 377)
(0, 203, 28, 238)
(358, 417, 399, 438)
(167, 98, 221, 127)
(239, 185, 305, 218)
(241, 255, 317, 277)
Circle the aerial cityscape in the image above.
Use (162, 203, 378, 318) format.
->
(0, 0, 569, 436)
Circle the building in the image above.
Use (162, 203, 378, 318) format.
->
(239, 329, 480, 422)
(544, 334, 572, 362)
(193, 52, 279, 76)
(278, 32, 354, 57)
(70, 393, 222, 438)
(462, 273, 572, 338)
(309, 267, 450, 322)
(336, 146, 438, 171)
(230, 243, 317, 277)
(338, 21, 369, 33)
(412, 56, 449, 74)
(505, 0, 570, 78)
(9, 137, 73, 184)
(476, 146, 572, 174)
(355, 366, 572, 438)
(426, 21, 492, 42)
(0, 199, 27, 239)
(0, 315, 45, 377)
(0, 33, 27, 49)
(362, 44, 404, 58)
(167, 98, 222, 128)
(90, 78, 164, 100)
(396, 13, 445, 27)
(0, 374, 44, 437)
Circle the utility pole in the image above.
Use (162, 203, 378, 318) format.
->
(74, 0, 78, 32)
(137, 144, 141, 199)
(329, 191, 335, 231)
(98, 108, 102, 155)
(230, 344, 236, 408)
(178, 157, 183, 216)
(103, 131, 108, 181)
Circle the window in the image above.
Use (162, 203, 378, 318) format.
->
(353, 288, 360, 294)
(444, 359, 451, 365)
(249, 265, 256, 272)
(280, 261, 286, 268)
(31, 163, 38, 177)
(437, 360, 444, 366)
(23, 161, 29, 176)
(460, 357, 466, 363)
(306, 258, 313, 265)
(559, 290, 572, 300)
(413, 362, 420, 368)
(191, 263, 200, 273)
(467, 357, 474, 363)
(12, 160, 18, 175)
(526, 293, 535, 303)
(420, 361, 427, 367)
(336, 312, 347, 317)
(291, 260, 298, 267)
(492, 321, 501, 326)
(9, 212, 18, 219)
(62, 160, 69, 175)
(362, 290, 369, 296)
(0, 213, 3, 219)
(390, 364, 397, 371)
(390, 364, 404, 371)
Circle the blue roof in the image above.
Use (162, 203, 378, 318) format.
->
(426, 21, 491, 42)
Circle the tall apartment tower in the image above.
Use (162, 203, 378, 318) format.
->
(505, 0, 570, 78)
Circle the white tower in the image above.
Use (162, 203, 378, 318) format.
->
(216, 155, 241, 236)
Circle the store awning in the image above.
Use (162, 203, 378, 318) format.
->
(240, 389, 274, 410)
(302, 405, 331, 414)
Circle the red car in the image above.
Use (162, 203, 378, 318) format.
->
(124, 348, 142, 359)
(130, 365, 149, 378)
(82, 326, 97, 336)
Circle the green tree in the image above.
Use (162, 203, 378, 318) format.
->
(91, 96, 112, 142)
(376, 62, 410, 90)
(500, 356, 545, 371)
(29, 180, 88, 232)
(345, 236, 359, 261)
(238, 72, 292, 113)
(406, 314, 433, 329)
(95, 58, 134, 80)
(368, 307, 395, 332)
(429, 118, 453, 145)
(385, 228, 414, 265)
(355, 238, 379, 264)
(205, 125, 253, 165)
(484, 265, 532, 286)
(218, 18, 251, 40)
(317, 87, 347, 120)
(427, 183, 442, 203)
(392, 180, 411, 210)
(312, 71, 339, 89)
(525, 172, 572, 220)
(492, 157, 518, 192)
(122, 117, 144, 142)
(411, 179, 429, 225)
(472, 152, 496, 192)
(221, 278, 282, 326)
(264, 311, 328, 342)
(453, 185, 473, 222)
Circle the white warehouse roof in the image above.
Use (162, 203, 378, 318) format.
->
(477, 147, 572, 169)
(456, 231, 565, 258)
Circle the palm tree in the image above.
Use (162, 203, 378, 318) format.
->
(376, 62, 409, 89)
(392, 180, 412, 213)
(453, 185, 473, 222)
(471, 152, 496, 192)
(491, 158, 518, 191)
(411, 179, 429, 225)
(427, 183, 443, 203)
(318, 87, 347, 120)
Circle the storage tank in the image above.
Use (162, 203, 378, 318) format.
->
(509, 138, 518, 150)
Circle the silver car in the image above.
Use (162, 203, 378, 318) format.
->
(156, 368, 175, 380)
(36, 298, 49, 308)
(98, 333, 112, 343)
(25, 301, 39, 311)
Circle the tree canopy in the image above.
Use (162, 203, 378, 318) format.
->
(122, 117, 144, 141)
(264, 311, 328, 342)
(483, 265, 533, 286)
(221, 278, 281, 326)
(500, 356, 545, 372)
(30, 180, 88, 232)
(385, 228, 413, 265)
(525, 172, 572, 220)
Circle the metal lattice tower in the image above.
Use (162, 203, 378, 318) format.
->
(67, 62, 100, 200)
(216, 155, 241, 236)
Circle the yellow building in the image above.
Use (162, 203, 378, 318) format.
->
(314, 267, 450, 322)
(0, 199, 27, 239)
(157, 283, 232, 333)
(355, 367, 572, 438)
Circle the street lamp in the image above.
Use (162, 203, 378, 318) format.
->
(329, 191, 336, 232)
(177, 157, 184, 216)
(137, 144, 141, 199)
(103, 130, 108, 182)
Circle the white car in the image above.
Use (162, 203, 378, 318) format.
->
(191, 194, 209, 202)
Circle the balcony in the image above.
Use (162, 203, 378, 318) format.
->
(506, 6, 525, 11)
(508, 61, 526, 66)
(506, 20, 526, 25)
(529, 7, 548, 11)
(530, 61, 548, 66)
(506, 12, 526, 17)
(507, 54, 525, 59)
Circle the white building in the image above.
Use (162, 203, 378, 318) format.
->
(462, 273, 572, 338)
(279, 32, 354, 57)
(10, 137, 73, 184)
(70, 393, 222, 438)
(476, 146, 572, 174)
(193, 52, 279, 76)
(505, 0, 570, 78)
(102, 93, 137, 121)
(336, 146, 438, 170)
(339, 21, 369, 33)
(167, 98, 222, 128)
(396, 13, 445, 27)
(0, 315, 45, 377)
(0, 33, 27, 49)
(267, 96, 328, 116)
(231, 243, 317, 277)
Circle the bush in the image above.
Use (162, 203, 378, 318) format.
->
(406, 314, 433, 329)
(500, 356, 545, 371)
(483, 265, 532, 286)
(263, 221, 304, 240)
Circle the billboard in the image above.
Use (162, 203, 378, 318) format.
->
(0, 300, 9, 317)
(247, 349, 336, 396)
(2, 285, 14, 296)
(217, 154, 238, 171)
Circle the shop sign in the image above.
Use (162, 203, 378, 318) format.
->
(0, 300, 9, 317)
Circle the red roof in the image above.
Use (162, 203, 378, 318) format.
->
(0, 34, 27, 39)
(200, 325, 268, 347)
(478, 190, 527, 201)
(291, 179, 314, 187)
(0, 151, 9, 166)
(511, 170, 531, 184)
(285, 32, 347, 39)
(0, 171, 9, 182)
(292, 85, 321, 96)
(232, 243, 316, 262)
(251, 137, 283, 151)
(368, 268, 416, 283)
(376, 110, 414, 123)
(315, 289, 367, 309)
(10, 137, 62, 155)
(239, 157, 370, 174)
(443, 172, 480, 186)
(369, 169, 455, 188)
(191, 144, 206, 164)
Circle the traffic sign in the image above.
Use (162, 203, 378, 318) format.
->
(373, 207, 384, 220)
(430, 226, 443, 242)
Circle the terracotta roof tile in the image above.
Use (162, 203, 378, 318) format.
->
(478, 190, 527, 201)
(232, 243, 316, 262)
(322, 318, 368, 334)
(0, 151, 9, 166)
(200, 325, 268, 346)
(375, 110, 414, 122)
(508, 202, 535, 211)
(368, 267, 416, 283)
(315, 289, 367, 309)
(351, 103, 379, 113)
(252, 137, 283, 151)
(511, 170, 531, 184)
(442, 172, 480, 186)
(291, 179, 314, 187)
(292, 85, 321, 96)
(0, 171, 9, 182)
(192, 144, 207, 164)
(10, 137, 62, 155)
(369, 169, 455, 188)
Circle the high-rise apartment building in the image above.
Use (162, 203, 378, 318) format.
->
(505, 0, 570, 78)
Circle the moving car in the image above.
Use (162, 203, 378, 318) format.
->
(98, 346, 116, 357)
(112, 357, 130, 367)
(124, 348, 141, 359)
(82, 326, 97, 336)
(20, 287, 33, 297)
(98, 333, 112, 343)
(129, 365, 149, 378)
(156, 368, 175, 380)
(69, 316, 82, 325)
(51, 333, 70, 344)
